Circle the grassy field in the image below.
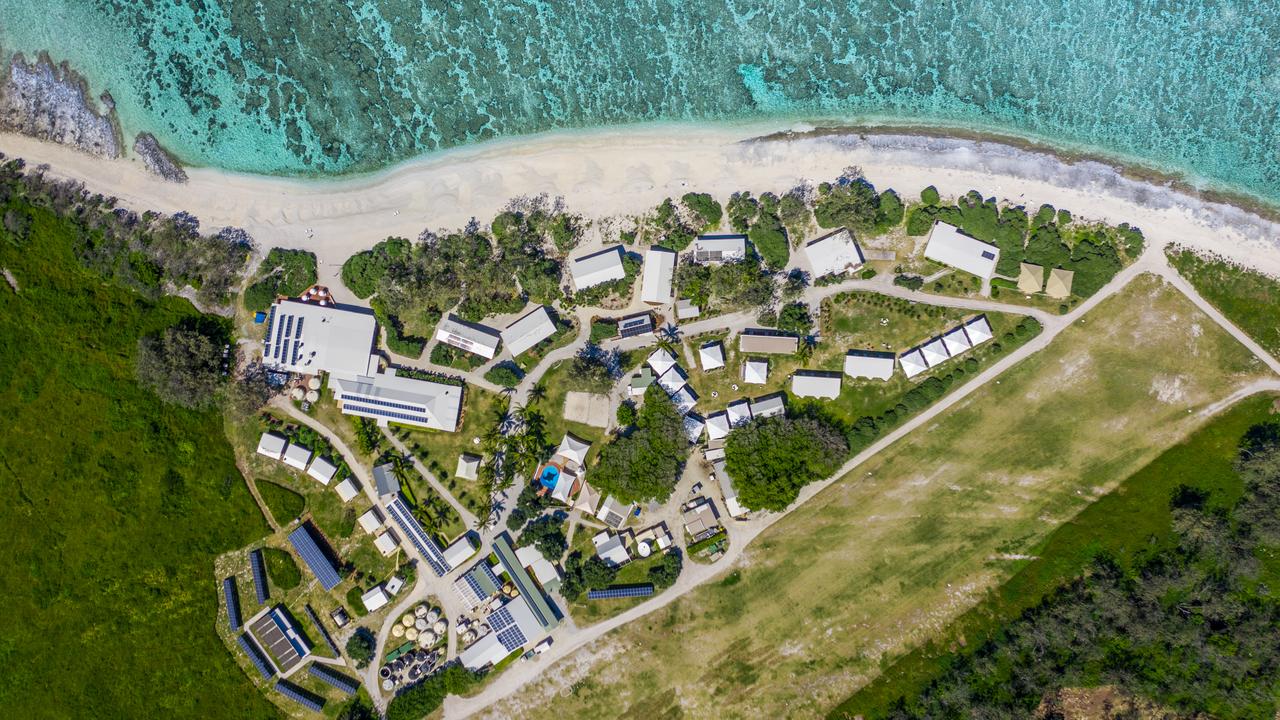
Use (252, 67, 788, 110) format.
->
(478, 274, 1268, 720)
(0, 198, 277, 717)
(831, 392, 1278, 718)
(399, 384, 506, 519)
(682, 293, 1031, 426)
(532, 359, 610, 460)
(1167, 245, 1280, 357)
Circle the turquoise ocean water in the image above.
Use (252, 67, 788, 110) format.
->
(0, 1, 1277, 203)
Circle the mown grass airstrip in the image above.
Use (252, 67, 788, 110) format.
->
(480, 274, 1268, 720)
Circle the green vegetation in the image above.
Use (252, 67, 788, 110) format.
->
(135, 322, 229, 409)
(653, 197, 697, 250)
(814, 178, 903, 235)
(483, 361, 523, 388)
(589, 318, 618, 343)
(843, 401, 1280, 719)
(1168, 246, 1280, 356)
(345, 627, 376, 667)
(833, 394, 1278, 719)
(257, 479, 306, 524)
(725, 415, 849, 511)
(242, 247, 317, 311)
(262, 547, 301, 590)
(570, 252, 640, 306)
(559, 552, 620, 601)
(674, 256, 774, 314)
(371, 293, 428, 358)
(648, 549, 683, 588)
(0, 163, 272, 717)
(892, 273, 924, 291)
(616, 400, 637, 427)
(518, 514, 569, 562)
(748, 194, 790, 270)
(385, 663, 482, 720)
(590, 388, 690, 502)
(346, 586, 369, 617)
(680, 192, 722, 230)
(775, 301, 812, 337)
(430, 339, 486, 370)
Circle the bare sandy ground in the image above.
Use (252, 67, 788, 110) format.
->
(3, 122, 1280, 294)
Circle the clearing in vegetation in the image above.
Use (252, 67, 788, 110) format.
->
(479, 274, 1267, 720)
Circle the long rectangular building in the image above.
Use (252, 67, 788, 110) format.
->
(333, 371, 462, 432)
(286, 523, 343, 591)
(385, 494, 452, 577)
(435, 314, 502, 359)
(501, 305, 558, 357)
(640, 246, 676, 304)
(262, 299, 377, 378)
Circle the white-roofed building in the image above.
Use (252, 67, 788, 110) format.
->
(899, 349, 929, 378)
(357, 507, 384, 534)
(726, 399, 753, 427)
(942, 326, 973, 356)
(699, 341, 725, 371)
(693, 235, 747, 264)
(658, 365, 688, 394)
(335, 477, 360, 503)
(554, 433, 591, 468)
(670, 385, 698, 415)
(549, 468, 580, 503)
(515, 545, 562, 590)
(257, 432, 287, 460)
(443, 535, 477, 569)
(435, 314, 502, 360)
(458, 595, 548, 670)
(647, 347, 678, 375)
(373, 529, 400, 556)
(593, 531, 631, 567)
(923, 222, 1000, 279)
(844, 351, 896, 380)
(333, 371, 462, 432)
(705, 411, 731, 440)
(641, 246, 676, 304)
(791, 372, 843, 399)
(965, 315, 994, 345)
(675, 299, 701, 320)
(596, 495, 631, 528)
(307, 456, 338, 485)
(920, 337, 951, 366)
(361, 585, 390, 613)
(455, 453, 481, 480)
(385, 575, 405, 595)
(282, 442, 313, 471)
(683, 413, 706, 442)
(570, 245, 626, 290)
(262, 299, 378, 378)
(501, 306, 558, 357)
(803, 228, 864, 278)
(750, 393, 785, 418)
(742, 357, 769, 384)
(713, 461, 747, 517)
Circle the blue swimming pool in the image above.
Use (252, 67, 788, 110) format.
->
(539, 465, 560, 489)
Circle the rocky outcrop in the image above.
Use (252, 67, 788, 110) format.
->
(0, 52, 121, 157)
(134, 132, 187, 182)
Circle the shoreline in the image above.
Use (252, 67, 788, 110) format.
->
(4, 123, 1280, 280)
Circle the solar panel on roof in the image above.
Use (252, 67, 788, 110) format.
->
(495, 625, 528, 651)
(275, 679, 325, 712)
(307, 662, 361, 695)
(249, 549, 269, 604)
(587, 584, 655, 600)
(304, 604, 340, 656)
(223, 577, 243, 631)
(237, 633, 275, 679)
(385, 496, 451, 576)
(287, 524, 343, 591)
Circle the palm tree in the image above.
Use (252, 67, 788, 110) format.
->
(527, 380, 548, 405)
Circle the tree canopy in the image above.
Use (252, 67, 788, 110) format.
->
(135, 322, 227, 409)
(725, 415, 849, 511)
(590, 387, 690, 502)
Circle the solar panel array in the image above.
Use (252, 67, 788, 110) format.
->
(223, 577, 243, 631)
(287, 523, 343, 591)
(488, 605, 529, 651)
(588, 584, 655, 600)
(304, 604, 340, 656)
(307, 662, 361, 695)
(249, 549, 269, 604)
(237, 633, 275, 679)
(385, 496, 451, 576)
(275, 679, 325, 712)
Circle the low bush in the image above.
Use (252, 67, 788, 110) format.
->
(262, 547, 301, 590)
(257, 481, 305, 524)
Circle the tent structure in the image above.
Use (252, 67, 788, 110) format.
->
(742, 358, 769, 384)
(965, 315, 995, 345)
(1046, 268, 1074, 298)
(1018, 262, 1044, 293)
(899, 349, 929, 378)
(698, 341, 726, 371)
(941, 326, 973, 357)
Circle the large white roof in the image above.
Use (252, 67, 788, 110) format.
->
(570, 245, 626, 290)
(942, 326, 973, 356)
(742, 358, 769, 384)
(435, 314, 501, 359)
(554, 433, 592, 467)
(334, 372, 462, 432)
(361, 585, 390, 613)
(256, 432, 287, 459)
(263, 300, 378, 378)
(804, 228, 864, 277)
(899, 349, 929, 378)
(647, 347, 678, 375)
(705, 412, 731, 440)
(920, 337, 951, 366)
(658, 365, 688, 395)
(282, 442, 313, 470)
(726, 399, 753, 427)
(699, 341, 725, 371)
(640, 246, 676, 304)
(923, 222, 999, 279)
(965, 315, 994, 344)
(501, 306, 557, 357)
(791, 372, 843, 399)
(843, 351, 895, 380)
(693, 235, 747, 263)
(443, 535, 477, 569)
(750, 393, 785, 418)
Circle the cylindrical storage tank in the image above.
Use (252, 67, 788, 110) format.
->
(381, 679, 394, 691)
(426, 609, 439, 623)
(406, 628, 418, 641)
(307, 376, 321, 390)
(415, 618, 427, 631)
(392, 625, 405, 638)
(420, 631, 436, 646)
(414, 605, 428, 618)
(401, 614, 414, 627)
(291, 387, 305, 400)
(380, 666, 391, 679)
(433, 620, 447, 634)
(305, 390, 320, 403)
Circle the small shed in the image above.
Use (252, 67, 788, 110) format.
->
(699, 341, 726, 371)
(374, 529, 400, 556)
(307, 456, 338, 485)
(282, 442, 313, 471)
(1046, 268, 1074, 298)
(742, 357, 769, 384)
(334, 477, 361, 503)
(257, 432, 287, 460)
(357, 507, 384, 534)
(1017, 263, 1044, 293)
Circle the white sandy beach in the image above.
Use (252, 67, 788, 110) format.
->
(3, 122, 1280, 291)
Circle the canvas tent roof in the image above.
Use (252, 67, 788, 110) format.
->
(555, 433, 591, 467)
(726, 399, 753, 427)
(455, 454, 481, 480)
(670, 385, 698, 415)
(941, 326, 973, 356)
(282, 442, 313, 470)
(899, 349, 929, 378)
(1046, 268, 1074, 298)
(705, 411, 731, 440)
(920, 337, 951, 366)
(640, 246, 676, 304)
(965, 315, 994, 345)
(306, 456, 338, 485)
(646, 347, 678, 375)
(923, 222, 1000, 279)
(699, 341, 726, 371)
(658, 365, 688, 394)
(1018, 263, 1044, 293)
(573, 483, 600, 514)
(843, 351, 895, 380)
(742, 357, 769, 384)
(257, 432, 287, 459)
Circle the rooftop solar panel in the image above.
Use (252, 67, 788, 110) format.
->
(249, 549, 269, 604)
(385, 496, 451, 576)
(587, 584, 655, 600)
(307, 662, 361, 695)
(495, 625, 528, 651)
(237, 633, 275, 679)
(287, 524, 343, 591)
(304, 604, 340, 656)
(223, 577, 243, 631)
(275, 679, 325, 712)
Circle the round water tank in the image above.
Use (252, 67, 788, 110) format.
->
(414, 605, 428, 618)
(392, 625, 405, 638)
(426, 609, 440, 623)
(406, 628, 418, 641)
(380, 666, 391, 679)
(401, 614, 415, 627)
(307, 376, 321, 390)
(433, 620, 447, 634)
(637, 540, 652, 558)
(381, 679, 394, 691)
(415, 618, 427, 631)
(305, 390, 320, 403)
(291, 387, 305, 400)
